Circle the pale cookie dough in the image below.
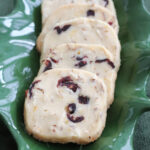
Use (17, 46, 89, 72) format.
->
(40, 18, 121, 69)
(39, 43, 117, 106)
(42, 0, 116, 23)
(24, 68, 107, 144)
(37, 4, 119, 52)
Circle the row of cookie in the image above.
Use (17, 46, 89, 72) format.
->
(36, 0, 121, 106)
(37, 2, 119, 52)
(24, 0, 120, 145)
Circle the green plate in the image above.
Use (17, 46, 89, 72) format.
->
(0, 0, 150, 149)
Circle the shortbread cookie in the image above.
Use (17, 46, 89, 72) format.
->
(40, 18, 121, 69)
(39, 43, 117, 106)
(37, 4, 119, 51)
(42, 0, 116, 23)
(24, 68, 107, 144)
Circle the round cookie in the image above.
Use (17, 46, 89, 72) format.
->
(37, 4, 119, 52)
(40, 18, 121, 69)
(39, 43, 117, 106)
(42, 0, 117, 23)
(24, 68, 107, 144)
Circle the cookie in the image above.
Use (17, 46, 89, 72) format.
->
(39, 43, 117, 106)
(37, 4, 119, 51)
(40, 18, 121, 68)
(42, 0, 116, 23)
(24, 68, 107, 144)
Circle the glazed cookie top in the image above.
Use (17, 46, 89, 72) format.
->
(41, 18, 121, 67)
(42, 0, 116, 23)
(37, 3, 119, 51)
(24, 68, 107, 144)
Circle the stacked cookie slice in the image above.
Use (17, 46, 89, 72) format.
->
(24, 0, 121, 145)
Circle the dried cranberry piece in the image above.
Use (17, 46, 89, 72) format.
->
(75, 61, 87, 68)
(76, 56, 88, 61)
(66, 82, 79, 92)
(104, 0, 109, 7)
(66, 103, 76, 114)
(76, 57, 83, 61)
(50, 57, 58, 63)
(62, 24, 71, 32)
(78, 96, 90, 104)
(29, 80, 41, 98)
(67, 114, 84, 123)
(54, 24, 71, 34)
(108, 21, 113, 26)
(87, 9, 95, 16)
(54, 26, 61, 34)
(57, 76, 79, 92)
(43, 60, 52, 72)
(25, 90, 28, 97)
(57, 76, 72, 86)
(95, 59, 115, 69)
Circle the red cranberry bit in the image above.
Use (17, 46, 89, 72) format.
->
(50, 57, 58, 63)
(104, 0, 109, 7)
(66, 103, 76, 114)
(67, 114, 84, 123)
(43, 60, 52, 72)
(62, 24, 71, 32)
(25, 90, 28, 97)
(66, 102, 84, 123)
(29, 80, 41, 98)
(57, 76, 72, 86)
(75, 61, 87, 68)
(108, 21, 113, 26)
(78, 96, 90, 104)
(76, 56, 88, 61)
(66, 83, 79, 92)
(87, 9, 95, 16)
(57, 76, 79, 92)
(95, 59, 115, 69)
(54, 26, 61, 34)
(54, 24, 71, 34)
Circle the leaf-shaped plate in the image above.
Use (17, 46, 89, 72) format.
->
(0, 0, 150, 150)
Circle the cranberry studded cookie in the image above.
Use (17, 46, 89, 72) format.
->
(42, 0, 116, 23)
(24, 68, 107, 144)
(40, 18, 121, 66)
(39, 43, 117, 106)
(37, 3, 119, 51)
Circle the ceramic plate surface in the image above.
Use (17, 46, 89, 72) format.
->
(0, 0, 150, 150)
